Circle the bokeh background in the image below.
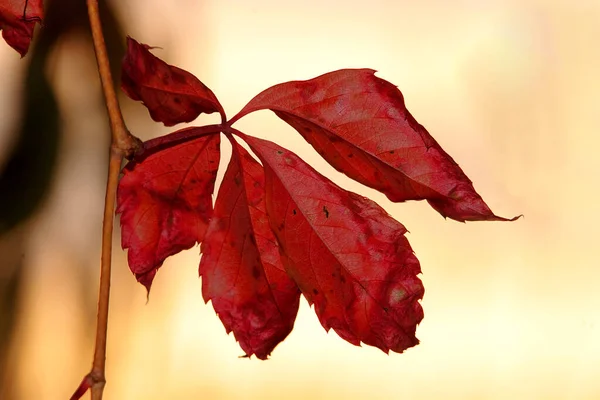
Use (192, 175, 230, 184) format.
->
(1, 0, 598, 399)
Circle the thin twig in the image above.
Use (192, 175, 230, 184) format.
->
(69, 1, 141, 399)
(86, 0, 139, 154)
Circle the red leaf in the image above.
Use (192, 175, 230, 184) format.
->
(121, 36, 225, 126)
(243, 134, 424, 354)
(200, 141, 300, 359)
(117, 128, 220, 291)
(0, 0, 43, 56)
(232, 69, 517, 222)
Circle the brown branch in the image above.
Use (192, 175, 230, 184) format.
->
(86, 0, 139, 154)
(70, 1, 142, 399)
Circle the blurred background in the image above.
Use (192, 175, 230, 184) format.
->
(1, 0, 598, 399)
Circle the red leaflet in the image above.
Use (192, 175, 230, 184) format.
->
(232, 69, 517, 222)
(200, 141, 300, 359)
(243, 134, 424, 353)
(0, 0, 43, 56)
(121, 36, 225, 126)
(117, 128, 220, 291)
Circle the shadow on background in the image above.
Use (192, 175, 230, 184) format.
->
(0, 0, 124, 398)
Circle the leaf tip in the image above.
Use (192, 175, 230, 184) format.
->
(135, 270, 156, 298)
(484, 212, 523, 222)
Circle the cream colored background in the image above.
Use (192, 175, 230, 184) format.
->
(1, 0, 598, 399)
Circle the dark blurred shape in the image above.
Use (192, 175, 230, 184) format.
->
(0, 0, 126, 398)
(0, 34, 59, 234)
(0, 0, 126, 233)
